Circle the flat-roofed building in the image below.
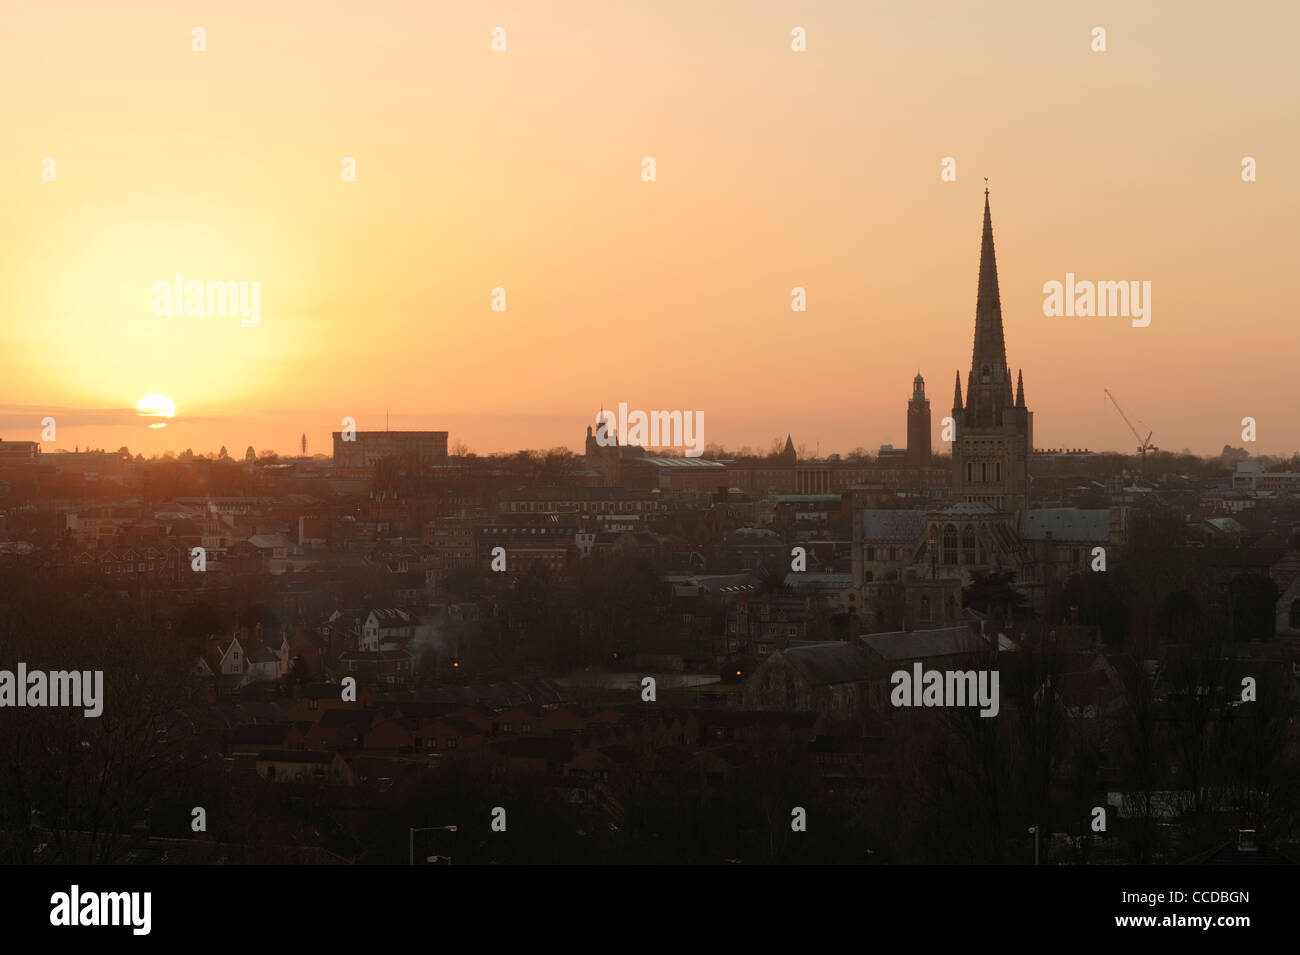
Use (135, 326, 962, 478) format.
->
(331, 430, 448, 468)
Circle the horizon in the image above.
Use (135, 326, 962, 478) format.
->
(4, 1, 1297, 459)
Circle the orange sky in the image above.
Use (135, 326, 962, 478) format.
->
(2, 0, 1297, 458)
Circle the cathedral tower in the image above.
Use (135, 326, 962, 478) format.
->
(951, 191, 1032, 513)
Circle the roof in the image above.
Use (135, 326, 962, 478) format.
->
(634, 456, 726, 469)
(785, 572, 853, 591)
(1019, 508, 1110, 542)
(769, 642, 877, 686)
(662, 572, 759, 595)
(367, 608, 413, 625)
(499, 486, 656, 502)
(860, 509, 928, 542)
(318, 708, 379, 729)
(859, 626, 987, 662)
(1205, 517, 1248, 534)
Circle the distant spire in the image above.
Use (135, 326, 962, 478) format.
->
(1015, 369, 1025, 408)
(966, 190, 1012, 424)
(953, 371, 963, 412)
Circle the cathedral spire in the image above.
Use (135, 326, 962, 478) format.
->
(1015, 368, 1025, 408)
(965, 191, 1013, 425)
(953, 371, 963, 412)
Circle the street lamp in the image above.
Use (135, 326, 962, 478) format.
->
(409, 825, 458, 865)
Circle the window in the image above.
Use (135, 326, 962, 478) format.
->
(962, 526, 976, 564)
(943, 524, 958, 565)
(447, 738, 458, 749)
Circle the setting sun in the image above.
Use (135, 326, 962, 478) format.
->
(136, 394, 175, 429)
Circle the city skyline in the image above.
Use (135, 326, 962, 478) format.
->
(4, 1, 1297, 458)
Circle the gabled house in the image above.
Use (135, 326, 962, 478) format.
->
(217, 636, 246, 677)
(239, 644, 286, 687)
(255, 750, 356, 787)
(361, 608, 415, 651)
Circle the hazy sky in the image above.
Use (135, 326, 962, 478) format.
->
(2, 1, 1297, 458)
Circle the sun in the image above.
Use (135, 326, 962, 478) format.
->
(136, 394, 176, 429)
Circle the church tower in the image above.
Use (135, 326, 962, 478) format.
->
(907, 373, 931, 465)
(951, 190, 1032, 513)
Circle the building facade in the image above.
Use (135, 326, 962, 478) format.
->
(331, 431, 449, 469)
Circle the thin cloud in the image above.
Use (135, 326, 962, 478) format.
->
(0, 404, 229, 428)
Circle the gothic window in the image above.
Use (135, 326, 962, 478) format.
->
(962, 526, 977, 564)
(996, 462, 1002, 481)
(943, 524, 958, 565)
(981, 364, 991, 382)
(981, 463, 988, 482)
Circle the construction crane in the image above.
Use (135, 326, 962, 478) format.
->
(1104, 389, 1158, 470)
